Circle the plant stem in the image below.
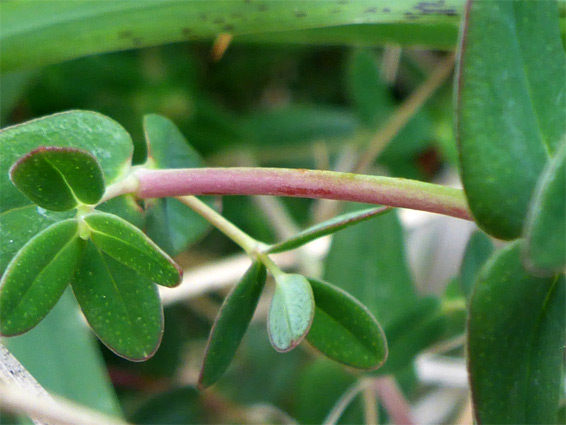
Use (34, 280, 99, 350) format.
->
(136, 167, 471, 221)
(175, 195, 264, 256)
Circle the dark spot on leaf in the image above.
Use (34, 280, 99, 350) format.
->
(200, 13, 208, 21)
(404, 12, 418, 19)
(230, 12, 243, 19)
(383, 8, 391, 13)
(132, 37, 143, 46)
(118, 30, 133, 39)
(213, 17, 225, 25)
(181, 28, 192, 36)
(257, 4, 268, 12)
(223, 24, 235, 31)
(364, 7, 377, 13)
(414, 1, 457, 16)
(295, 11, 306, 18)
(331, 8, 341, 13)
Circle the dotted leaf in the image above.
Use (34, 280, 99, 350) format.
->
(0, 219, 84, 335)
(71, 241, 163, 361)
(83, 211, 182, 287)
(10, 146, 105, 211)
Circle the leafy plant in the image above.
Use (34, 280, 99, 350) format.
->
(0, 0, 564, 424)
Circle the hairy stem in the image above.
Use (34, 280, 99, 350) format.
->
(136, 167, 471, 221)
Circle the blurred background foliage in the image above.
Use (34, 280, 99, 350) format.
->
(1, 37, 473, 424)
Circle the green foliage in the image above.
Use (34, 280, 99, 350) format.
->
(457, 0, 566, 240)
(307, 278, 387, 370)
(199, 261, 267, 388)
(460, 231, 494, 301)
(468, 242, 565, 424)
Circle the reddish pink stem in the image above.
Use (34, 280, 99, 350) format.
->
(135, 167, 472, 221)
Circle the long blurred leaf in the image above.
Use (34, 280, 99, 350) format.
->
(460, 231, 494, 300)
(199, 261, 267, 388)
(6, 289, 122, 416)
(267, 207, 390, 254)
(0, 219, 84, 336)
(468, 242, 565, 424)
(71, 241, 163, 361)
(0, 1, 463, 72)
(456, 0, 566, 240)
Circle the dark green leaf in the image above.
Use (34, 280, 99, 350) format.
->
(523, 141, 566, 275)
(6, 289, 123, 416)
(324, 206, 417, 326)
(199, 261, 267, 388)
(9, 146, 105, 211)
(457, 0, 566, 239)
(268, 273, 314, 352)
(143, 114, 212, 256)
(460, 231, 494, 300)
(1, 110, 133, 213)
(0, 219, 84, 336)
(267, 207, 390, 254)
(306, 278, 387, 370)
(84, 211, 182, 287)
(376, 296, 446, 375)
(0, 1, 463, 72)
(71, 241, 163, 361)
(97, 195, 145, 229)
(468, 242, 565, 424)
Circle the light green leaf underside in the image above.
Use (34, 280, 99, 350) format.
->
(268, 273, 314, 352)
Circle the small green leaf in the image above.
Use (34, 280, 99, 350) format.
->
(523, 141, 566, 275)
(199, 261, 267, 388)
(71, 241, 163, 361)
(267, 207, 390, 254)
(460, 231, 494, 300)
(457, 0, 566, 239)
(1, 110, 133, 213)
(0, 219, 84, 336)
(143, 114, 213, 256)
(306, 278, 387, 370)
(83, 211, 182, 287)
(9, 146, 105, 211)
(468, 242, 565, 424)
(268, 273, 314, 352)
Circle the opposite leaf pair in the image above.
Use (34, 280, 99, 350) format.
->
(0, 146, 182, 360)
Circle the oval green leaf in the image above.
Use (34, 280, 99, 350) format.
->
(468, 242, 565, 424)
(71, 241, 163, 361)
(199, 261, 267, 388)
(9, 146, 105, 211)
(266, 206, 390, 254)
(84, 211, 182, 287)
(306, 278, 387, 370)
(456, 0, 566, 239)
(1, 110, 133, 213)
(0, 219, 84, 336)
(268, 273, 314, 352)
(523, 141, 566, 275)
(143, 114, 213, 256)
